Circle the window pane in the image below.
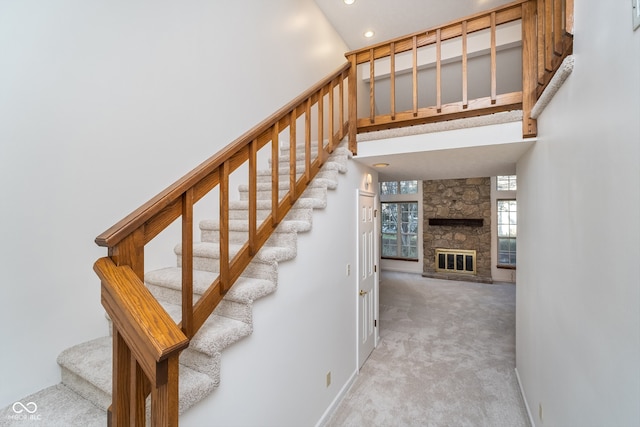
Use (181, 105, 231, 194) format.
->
(380, 182, 398, 195)
(382, 201, 418, 260)
(497, 199, 517, 266)
(497, 175, 517, 191)
(400, 180, 418, 194)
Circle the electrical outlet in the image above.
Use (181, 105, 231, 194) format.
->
(539, 403, 544, 423)
(326, 371, 331, 387)
(346, 264, 351, 276)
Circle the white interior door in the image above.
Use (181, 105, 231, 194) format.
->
(358, 192, 376, 368)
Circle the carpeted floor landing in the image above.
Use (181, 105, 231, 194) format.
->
(327, 271, 529, 427)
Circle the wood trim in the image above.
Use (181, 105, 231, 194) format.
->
(357, 92, 522, 133)
(490, 12, 497, 104)
(521, 0, 538, 138)
(181, 189, 194, 338)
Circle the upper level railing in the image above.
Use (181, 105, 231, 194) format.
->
(94, 62, 351, 426)
(345, 0, 573, 149)
(94, 1, 572, 425)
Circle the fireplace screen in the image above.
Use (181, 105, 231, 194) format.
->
(435, 249, 476, 275)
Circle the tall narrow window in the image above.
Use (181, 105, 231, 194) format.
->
(497, 200, 517, 267)
(381, 202, 418, 260)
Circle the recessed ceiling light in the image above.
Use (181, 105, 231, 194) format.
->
(364, 30, 375, 38)
(373, 162, 389, 168)
(344, 0, 355, 4)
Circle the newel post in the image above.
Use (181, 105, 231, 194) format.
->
(107, 229, 147, 427)
(347, 54, 358, 155)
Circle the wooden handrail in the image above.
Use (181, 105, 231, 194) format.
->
(96, 61, 351, 250)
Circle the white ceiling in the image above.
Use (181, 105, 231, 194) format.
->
(314, 0, 515, 51)
(313, 0, 529, 181)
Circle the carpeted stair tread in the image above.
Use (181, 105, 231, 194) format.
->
(145, 268, 275, 305)
(57, 337, 216, 414)
(0, 384, 106, 427)
(159, 303, 252, 356)
(176, 242, 296, 264)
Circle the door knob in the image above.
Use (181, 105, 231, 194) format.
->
(359, 289, 368, 296)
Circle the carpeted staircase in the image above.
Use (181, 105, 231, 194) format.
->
(0, 143, 351, 427)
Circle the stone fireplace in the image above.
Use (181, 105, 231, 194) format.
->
(422, 178, 492, 283)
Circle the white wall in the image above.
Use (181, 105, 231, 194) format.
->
(0, 0, 348, 408)
(515, 1, 640, 425)
(181, 157, 374, 427)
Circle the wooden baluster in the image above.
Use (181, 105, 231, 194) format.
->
(150, 357, 179, 427)
(544, 0, 553, 71)
(305, 99, 311, 183)
(436, 28, 442, 113)
(347, 57, 357, 155)
(553, 0, 563, 55)
(328, 80, 335, 153)
(219, 161, 230, 293)
(318, 89, 324, 164)
(565, 0, 574, 34)
(248, 138, 258, 255)
(522, 0, 538, 137)
(339, 75, 345, 141)
(390, 41, 396, 120)
(491, 12, 497, 104)
(289, 111, 297, 199)
(537, 0, 546, 85)
(412, 36, 418, 116)
(111, 330, 131, 426)
(271, 124, 280, 224)
(181, 188, 194, 337)
(369, 48, 375, 123)
(130, 357, 146, 426)
(462, 20, 468, 109)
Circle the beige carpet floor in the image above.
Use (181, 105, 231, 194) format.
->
(327, 271, 529, 427)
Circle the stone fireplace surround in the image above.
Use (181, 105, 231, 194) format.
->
(422, 178, 493, 283)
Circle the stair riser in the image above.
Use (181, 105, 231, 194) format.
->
(177, 257, 278, 283)
(238, 187, 327, 202)
(180, 351, 221, 386)
(228, 207, 313, 222)
(146, 283, 253, 325)
(255, 169, 338, 185)
(61, 369, 110, 411)
(201, 230, 297, 248)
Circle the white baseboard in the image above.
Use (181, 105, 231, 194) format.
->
(515, 367, 536, 427)
(314, 369, 358, 427)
